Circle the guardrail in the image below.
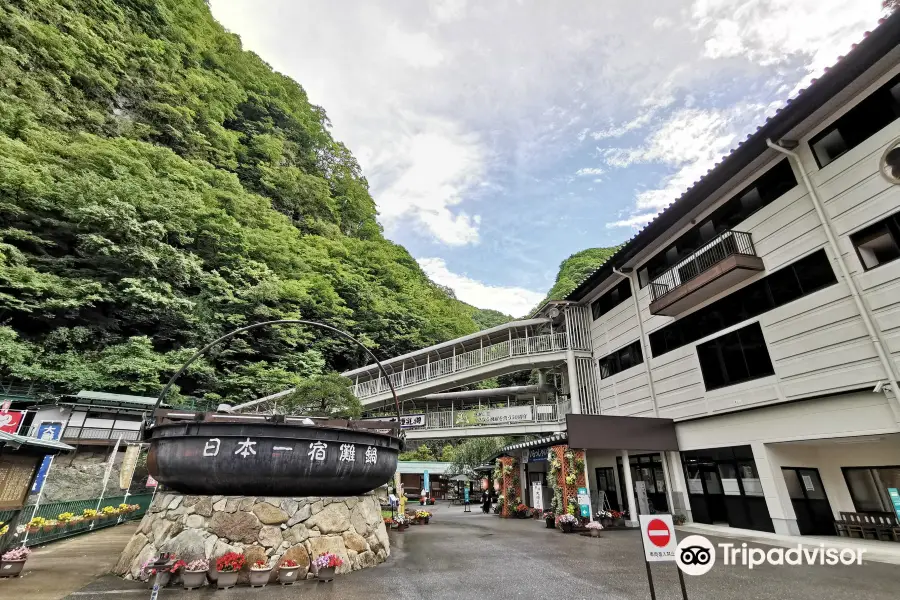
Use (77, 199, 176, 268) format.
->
(352, 332, 570, 399)
(0, 493, 152, 548)
(649, 230, 756, 302)
(61, 426, 142, 442)
(401, 400, 570, 432)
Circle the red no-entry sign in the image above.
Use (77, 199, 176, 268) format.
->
(647, 518, 671, 547)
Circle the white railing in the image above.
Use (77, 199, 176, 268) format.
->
(352, 332, 569, 399)
(404, 400, 571, 432)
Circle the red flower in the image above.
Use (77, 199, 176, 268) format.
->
(281, 559, 299, 568)
(216, 552, 246, 573)
(170, 560, 186, 573)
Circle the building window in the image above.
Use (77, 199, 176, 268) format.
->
(850, 212, 900, 271)
(696, 322, 774, 390)
(638, 159, 797, 287)
(598, 340, 643, 379)
(809, 72, 900, 168)
(591, 279, 631, 321)
(842, 466, 900, 513)
(649, 249, 836, 357)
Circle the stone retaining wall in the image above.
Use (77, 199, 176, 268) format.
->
(114, 492, 390, 583)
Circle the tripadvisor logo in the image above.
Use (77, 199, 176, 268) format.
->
(675, 535, 865, 575)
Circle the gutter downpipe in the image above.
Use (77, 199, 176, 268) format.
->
(611, 268, 660, 418)
(613, 268, 680, 515)
(767, 139, 900, 423)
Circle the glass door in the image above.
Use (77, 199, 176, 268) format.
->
(782, 467, 835, 535)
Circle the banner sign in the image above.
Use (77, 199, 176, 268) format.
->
(0, 410, 24, 434)
(120, 444, 141, 490)
(577, 486, 590, 518)
(454, 405, 533, 427)
(31, 422, 63, 493)
(532, 482, 544, 511)
(423, 470, 430, 494)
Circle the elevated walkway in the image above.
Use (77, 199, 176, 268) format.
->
(343, 316, 592, 406)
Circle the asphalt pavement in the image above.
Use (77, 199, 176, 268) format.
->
(64, 505, 898, 600)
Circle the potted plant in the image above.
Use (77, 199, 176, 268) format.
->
(141, 558, 176, 588)
(26, 516, 45, 533)
(249, 559, 272, 588)
(100, 506, 118, 520)
(416, 510, 431, 524)
(394, 514, 408, 531)
(555, 514, 577, 533)
(82, 508, 98, 521)
(542, 511, 555, 529)
(514, 503, 529, 518)
(313, 552, 343, 582)
(215, 551, 245, 589)
(585, 521, 604, 537)
(612, 510, 627, 527)
(182, 559, 208, 590)
(277, 558, 302, 585)
(42, 519, 58, 533)
(1, 546, 31, 578)
(673, 513, 687, 525)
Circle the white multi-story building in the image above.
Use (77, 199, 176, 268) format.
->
(541, 15, 900, 536)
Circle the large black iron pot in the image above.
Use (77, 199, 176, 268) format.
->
(146, 420, 400, 496)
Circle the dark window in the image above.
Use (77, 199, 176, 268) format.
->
(697, 323, 774, 390)
(598, 340, 643, 379)
(842, 466, 900, 513)
(640, 160, 797, 286)
(850, 212, 900, 271)
(591, 279, 632, 320)
(649, 249, 836, 357)
(809, 73, 900, 168)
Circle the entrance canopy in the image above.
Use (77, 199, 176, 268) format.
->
(566, 414, 678, 451)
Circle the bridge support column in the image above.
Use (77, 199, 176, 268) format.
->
(565, 349, 581, 414)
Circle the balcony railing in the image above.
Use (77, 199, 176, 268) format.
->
(61, 427, 141, 442)
(396, 399, 571, 432)
(649, 230, 756, 302)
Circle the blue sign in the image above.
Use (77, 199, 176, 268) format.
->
(423, 470, 430, 494)
(577, 486, 590, 518)
(464, 487, 470, 503)
(889, 488, 900, 521)
(31, 422, 63, 494)
(528, 448, 548, 462)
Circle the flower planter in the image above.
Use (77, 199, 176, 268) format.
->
(423, 517, 430, 524)
(317, 566, 336, 582)
(42, 525, 56, 533)
(249, 567, 273, 588)
(613, 518, 625, 528)
(560, 523, 574, 533)
(545, 517, 555, 529)
(601, 517, 612, 528)
(278, 566, 301, 585)
(216, 570, 239, 590)
(206, 566, 218, 582)
(182, 569, 206, 590)
(0, 559, 26, 578)
(590, 529, 601, 537)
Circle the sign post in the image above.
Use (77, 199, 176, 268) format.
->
(638, 514, 688, 600)
(889, 488, 900, 521)
(577, 486, 591, 518)
(463, 485, 470, 512)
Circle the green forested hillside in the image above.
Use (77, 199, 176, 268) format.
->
(538, 246, 620, 307)
(0, 0, 482, 404)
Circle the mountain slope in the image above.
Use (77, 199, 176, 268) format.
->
(538, 246, 620, 308)
(0, 0, 480, 404)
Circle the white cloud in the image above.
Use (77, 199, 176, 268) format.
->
(606, 213, 658, 229)
(575, 167, 606, 177)
(417, 257, 544, 317)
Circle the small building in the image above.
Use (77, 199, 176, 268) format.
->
(396, 461, 454, 500)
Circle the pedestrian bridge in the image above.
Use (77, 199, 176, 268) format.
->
(342, 314, 593, 407)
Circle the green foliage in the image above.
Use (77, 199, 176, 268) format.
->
(398, 443, 435, 462)
(440, 444, 455, 462)
(468, 307, 512, 329)
(0, 0, 483, 401)
(536, 246, 620, 310)
(281, 372, 362, 419)
(448, 437, 509, 476)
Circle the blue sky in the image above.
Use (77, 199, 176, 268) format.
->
(210, 0, 886, 316)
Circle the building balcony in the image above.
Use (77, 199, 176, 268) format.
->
(648, 230, 764, 317)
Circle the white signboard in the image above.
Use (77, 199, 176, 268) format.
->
(639, 514, 677, 562)
(363, 414, 425, 429)
(635, 480, 650, 515)
(531, 482, 544, 511)
(455, 405, 533, 426)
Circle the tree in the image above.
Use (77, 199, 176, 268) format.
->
(280, 373, 363, 419)
(447, 437, 510, 476)
(398, 443, 435, 462)
(440, 444, 455, 462)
